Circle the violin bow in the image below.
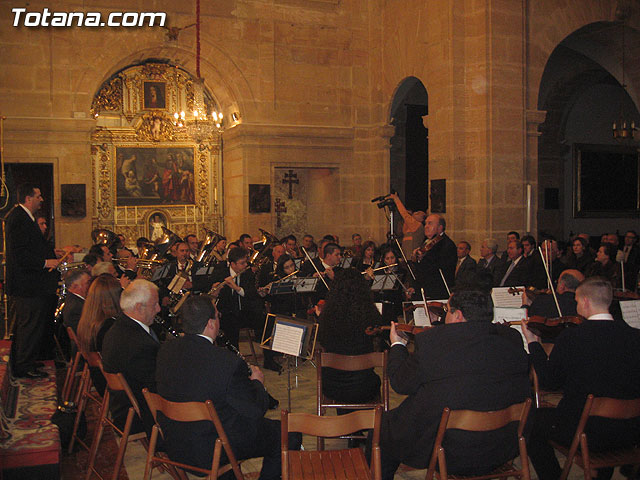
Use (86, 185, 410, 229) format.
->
(395, 238, 417, 281)
(438, 268, 451, 297)
(301, 246, 330, 291)
(538, 245, 563, 317)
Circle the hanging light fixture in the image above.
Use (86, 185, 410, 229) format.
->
(612, 18, 637, 141)
(173, 0, 223, 143)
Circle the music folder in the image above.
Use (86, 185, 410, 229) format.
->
(261, 313, 318, 360)
(269, 280, 295, 295)
(293, 277, 318, 293)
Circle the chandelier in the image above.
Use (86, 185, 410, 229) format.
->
(612, 18, 637, 141)
(173, 0, 224, 143)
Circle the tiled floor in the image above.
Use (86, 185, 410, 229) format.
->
(69, 341, 629, 479)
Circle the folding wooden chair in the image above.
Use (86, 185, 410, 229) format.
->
(425, 398, 532, 480)
(281, 406, 382, 480)
(60, 326, 84, 410)
(551, 394, 640, 480)
(316, 351, 389, 449)
(84, 367, 151, 480)
(68, 350, 105, 454)
(142, 388, 245, 480)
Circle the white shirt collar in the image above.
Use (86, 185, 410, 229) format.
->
(197, 334, 214, 344)
(69, 291, 85, 301)
(19, 204, 35, 222)
(588, 313, 614, 321)
(485, 254, 495, 263)
(512, 255, 523, 265)
(126, 313, 151, 334)
(229, 265, 238, 279)
(321, 260, 332, 270)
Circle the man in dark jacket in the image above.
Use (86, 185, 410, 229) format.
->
(155, 296, 300, 479)
(375, 287, 530, 479)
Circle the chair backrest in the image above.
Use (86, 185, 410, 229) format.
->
(588, 395, 640, 420)
(82, 350, 103, 369)
(445, 398, 532, 436)
(282, 406, 382, 444)
(67, 326, 80, 348)
(102, 370, 143, 418)
(319, 351, 386, 371)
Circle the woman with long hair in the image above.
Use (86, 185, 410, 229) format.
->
(76, 275, 122, 394)
(355, 241, 377, 272)
(318, 268, 383, 405)
(565, 237, 593, 273)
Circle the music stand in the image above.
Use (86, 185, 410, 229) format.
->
(260, 313, 318, 411)
(371, 274, 398, 292)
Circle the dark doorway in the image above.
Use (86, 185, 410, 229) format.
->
(0, 163, 55, 260)
(390, 77, 429, 212)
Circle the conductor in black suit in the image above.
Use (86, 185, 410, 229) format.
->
(207, 247, 261, 349)
(373, 287, 530, 479)
(5, 183, 60, 378)
(101, 279, 161, 435)
(411, 214, 457, 299)
(156, 296, 301, 479)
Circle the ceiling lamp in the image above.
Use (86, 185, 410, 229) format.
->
(612, 18, 637, 141)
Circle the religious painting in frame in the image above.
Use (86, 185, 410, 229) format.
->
(143, 81, 166, 110)
(61, 183, 86, 217)
(249, 184, 271, 213)
(116, 146, 195, 206)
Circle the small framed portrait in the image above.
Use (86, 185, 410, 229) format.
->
(143, 81, 166, 110)
(249, 184, 271, 213)
(148, 211, 168, 242)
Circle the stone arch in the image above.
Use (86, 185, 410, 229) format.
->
(388, 76, 429, 212)
(536, 19, 640, 240)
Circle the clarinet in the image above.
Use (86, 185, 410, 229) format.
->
(218, 330, 252, 376)
(153, 315, 179, 338)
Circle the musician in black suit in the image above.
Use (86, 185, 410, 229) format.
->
(207, 247, 261, 349)
(620, 230, 639, 291)
(411, 214, 457, 299)
(101, 279, 161, 435)
(299, 242, 343, 301)
(477, 239, 505, 286)
(454, 241, 477, 287)
(523, 277, 640, 480)
(156, 296, 301, 479)
(62, 270, 91, 333)
(373, 287, 530, 479)
(5, 184, 60, 378)
(496, 240, 531, 287)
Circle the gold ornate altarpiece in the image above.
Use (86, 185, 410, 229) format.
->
(90, 63, 223, 242)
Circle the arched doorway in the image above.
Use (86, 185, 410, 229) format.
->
(389, 77, 428, 212)
(537, 21, 640, 242)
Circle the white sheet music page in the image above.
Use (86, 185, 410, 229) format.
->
(620, 300, 640, 329)
(493, 307, 529, 353)
(272, 322, 305, 356)
(375, 303, 383, 315)
(491, 287, 525, 308)
(412, 301, 430, 326)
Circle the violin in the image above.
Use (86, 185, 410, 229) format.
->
(365, 324, 433, 336)
(418, 234, 443, 256)
(307, 299, 326, 317)
(503, 315, 584, 338)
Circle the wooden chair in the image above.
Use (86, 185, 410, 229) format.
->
(68, 350, 105, 454)
(281, 406, 382, 480)
(551, 394, 640, 480)
(424, 398, 532, 480)
(316, 351, 389, 449)
(530, 343, 560, 409)
(60, 327, 84, 410)
(84, 366, 150, 480)
(142, 388, 245, 480)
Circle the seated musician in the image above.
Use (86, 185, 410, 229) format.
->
(371, 246, 415, 325)
(565, 236, 594, 274)
(299, 242, 343, 301)
(257, 244, 285, 288)
(155, 296, 301, 479)
(525, 269, 584, 320)
(318, 269, 383, 407)
(101, 279, 162, 436)
(523, 277, 640, 480)
(184, 233, 199, 260)
(282, 234, 300, 258)
(62, 269, 91, 333)
(373, 285, 530, 480)
(301, 234, 317, 254)
(206, 246, 261, 348)
(355, 240, 377, 272)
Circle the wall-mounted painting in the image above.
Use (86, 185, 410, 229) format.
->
(143, 81, 166, 110)
(148, 211, 169, 242)
(116, 146, 195, 206)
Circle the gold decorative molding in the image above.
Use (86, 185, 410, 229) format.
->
(135, 113, 178, 142)
(90, 76, 123, 117)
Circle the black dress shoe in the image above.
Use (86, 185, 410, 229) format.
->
(15, 368, 48, 379)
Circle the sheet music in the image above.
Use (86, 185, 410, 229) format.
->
(341, 257, 354, 268)
(493, 307, 529, 353)
(375, 302, 383, 315)
(412, 302, 430, 327)
(293, 277, 317, 293)
(620, 300, 640, 329)
(491, 287, 525, 308)
(293, 258, 303, 269)
(271, 322, 306, 356)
